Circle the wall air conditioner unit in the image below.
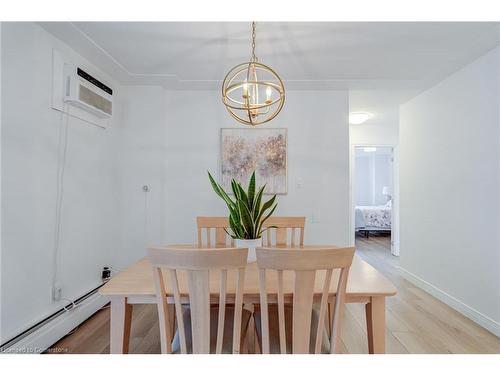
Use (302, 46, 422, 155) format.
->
(63, 65, 113, 119)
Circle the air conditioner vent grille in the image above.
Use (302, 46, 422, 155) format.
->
(78, 84, 112, 115)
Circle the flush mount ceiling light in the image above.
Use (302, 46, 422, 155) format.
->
(349, 112, 372, 125)
(222, 22, 285, 126)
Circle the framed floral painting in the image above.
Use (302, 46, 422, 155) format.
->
(220, 128, 287, 194)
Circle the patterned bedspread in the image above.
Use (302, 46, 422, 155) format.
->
(355, 205, 392, 229)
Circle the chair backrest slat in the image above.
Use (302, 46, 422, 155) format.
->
(216, 227, 226, 246)
(216, 269, 227, 354)
(197, 226, 202, 247)
(258, 268, 270, 354)
(276, 269, 286, 354)
(206, 229, 212, 247)
(292, 270, 316, 353)
(232, 268, 246, 353)
(256, 246, 355, 354)
(186, 269, 210, 354)
(276, 227, 287, 246)
(148, 246, 248, 354)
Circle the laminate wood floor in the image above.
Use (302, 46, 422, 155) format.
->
(47, 234, 500, 354)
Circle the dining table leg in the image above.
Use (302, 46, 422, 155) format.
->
(110, 296, 133, 354)
(365, 296, 386, 354)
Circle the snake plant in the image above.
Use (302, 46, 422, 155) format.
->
(208, 171, 277, 240)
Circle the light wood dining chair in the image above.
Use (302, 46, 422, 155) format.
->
(147, 246, 250, 354)
(255, 246, 355, 354)
(261, 216, 306, 247)
(197, 216, 306, 352)
(196, 216, 234, 247)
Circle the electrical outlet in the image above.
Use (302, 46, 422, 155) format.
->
(52, 283, 63, 301)
(102, 266, 111, 281)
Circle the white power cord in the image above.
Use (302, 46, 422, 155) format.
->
(52, 104, 70, 303)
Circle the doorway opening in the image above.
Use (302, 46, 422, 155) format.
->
(350, 145, 399, 258)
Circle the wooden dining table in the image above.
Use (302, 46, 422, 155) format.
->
(99, 244, 397, 354)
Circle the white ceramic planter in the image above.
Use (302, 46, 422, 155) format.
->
(234, 238, 262, 263)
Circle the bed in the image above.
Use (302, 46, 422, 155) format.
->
(355, 202, 392, 238)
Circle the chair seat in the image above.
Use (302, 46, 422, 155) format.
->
(254, 305, 331, 354)
(172, 305, 252, 354)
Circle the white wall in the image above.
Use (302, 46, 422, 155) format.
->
(162, 90, 350, 246)
(399, 46, 500, 335)
(113, 86, 167, 267)
(1, 23, 123, 343)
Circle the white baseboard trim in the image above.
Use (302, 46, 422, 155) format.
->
(399, 267, 500, 337)
(2, 293, 109, 354)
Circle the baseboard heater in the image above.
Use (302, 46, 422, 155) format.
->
(0, 284, 109, 354)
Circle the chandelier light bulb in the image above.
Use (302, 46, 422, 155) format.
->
(242, 80, 249, 98)
(265, 86, 272, 103)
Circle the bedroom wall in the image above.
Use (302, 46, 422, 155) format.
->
(1, 23, 123, 343)
(355, 155, 372, 205)
(399, 45, 500, 335)
(354, 149, 392, 206)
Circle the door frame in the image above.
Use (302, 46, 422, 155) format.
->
(349, 143, 400, 256)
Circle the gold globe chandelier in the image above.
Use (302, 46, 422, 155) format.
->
(222, 22, 285, 126)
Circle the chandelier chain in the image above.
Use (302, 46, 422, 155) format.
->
(251, 21, 257, 62)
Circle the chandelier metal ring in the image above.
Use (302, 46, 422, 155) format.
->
(221, 23, 285, 126)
